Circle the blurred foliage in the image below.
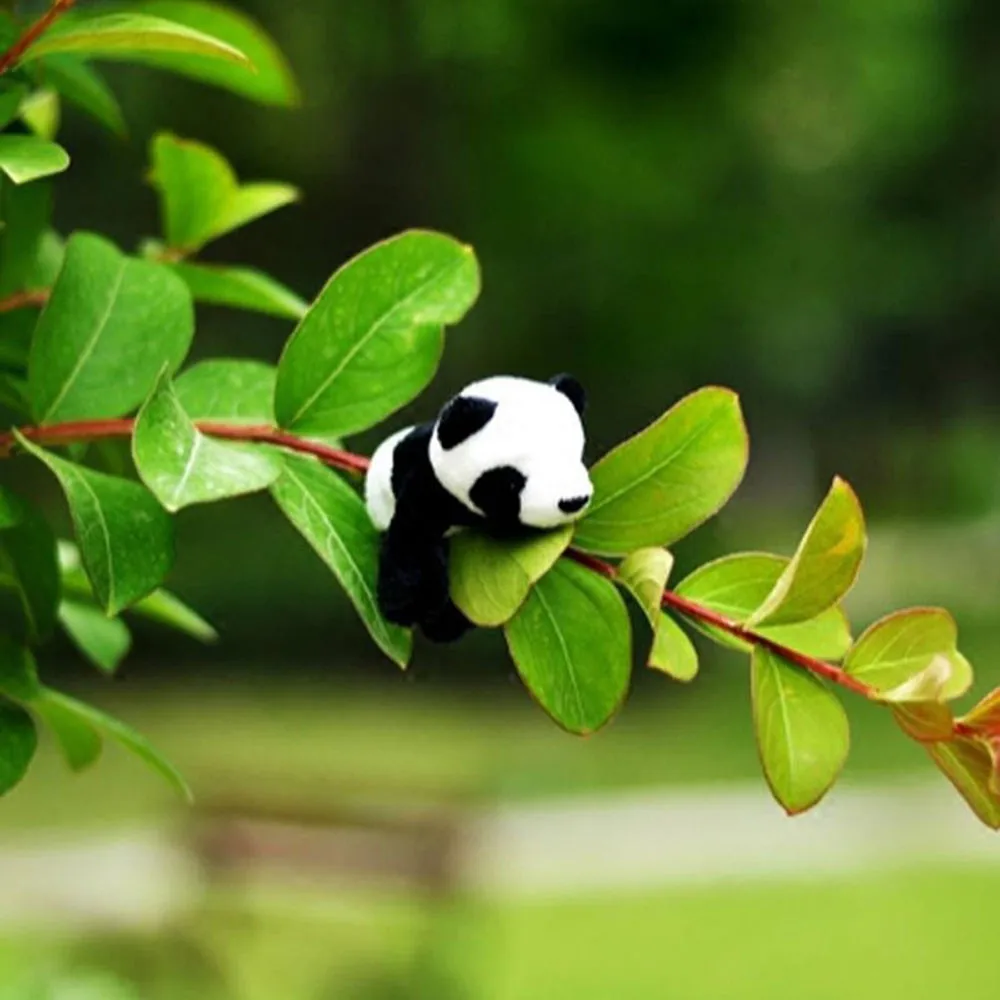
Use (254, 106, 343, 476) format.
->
(37, 0, 1000, 663)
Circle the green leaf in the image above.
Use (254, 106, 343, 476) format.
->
(0, 177, 52, 294)
(174, 358, 276, 424)
(19, 436, 174, 616)
(28, 232, 194, 423)
(617, 547, 673, 624)
(844, 608, 973, 702)
(650, 611, 699, 681)
(504, 558, 632, 734)
(19, 89, 61, 141)
(892, 702, 955, 742)
(37, 689, 190, 799)
(0, 501, 60, 643)
(122, 0, 299, 106)
(270, 453, 412, 667)
(170, 261, 307, 319)
(0, 135, 69, 184)
(274, 230, 481, 436)
(927, 736, 1000, 830)
(574, 387, 748, 556)
(150, 133, 299, 252)
(58, 600, 131, 674)
(616, 547, 697, 678)
(34, 56, 126, 135)
(133, 374, 282, 512)
(0, 84, 26, 130)
(751, 647, 850, 815)
(747, 478, 866, 629)
(58, 539, 216, 641)
(449, 525, 572, 627)
(33, 688, 102, 771)
(674, 552, 852, 660)
(0, 638, 41, 702)
(20, 13, 249, 69)
(0, 697, 36, 795)
(0, 485, 23, 529)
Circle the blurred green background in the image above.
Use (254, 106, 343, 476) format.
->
(3, 0, 1000, 997)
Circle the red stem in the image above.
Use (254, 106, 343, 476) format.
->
(0, 0, 76, 76)
(0, 289, 50, 314)
(0, 415, 980, 741)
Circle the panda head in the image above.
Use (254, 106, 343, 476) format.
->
(428, 374, 593, 530)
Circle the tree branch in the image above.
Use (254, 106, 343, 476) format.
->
(0, 0, 75, 77)
(0, 413, 979, 740)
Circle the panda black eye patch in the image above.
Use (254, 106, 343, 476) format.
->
(436, 395, 497, 449)
(469, 466, 527, 525)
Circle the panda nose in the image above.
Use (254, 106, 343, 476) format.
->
(558, 495, 590, 514)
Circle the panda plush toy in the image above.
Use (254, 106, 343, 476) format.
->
(365, 374, 593, 642)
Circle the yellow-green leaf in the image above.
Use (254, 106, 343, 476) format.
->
(675, 552, 852, 660)
(449, 526, 572, 627)
(751, 647, 850, 815)
(927, 736, 1000, 830)
(844, 608, 973, 702)
(748, 478, 865, 628)
(650, 612, 699, 681)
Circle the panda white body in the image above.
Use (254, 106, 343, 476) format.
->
(364, 374, 592, 642)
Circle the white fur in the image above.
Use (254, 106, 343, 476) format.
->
(364, 426, 413, 531)
(428, 376, 592, 529)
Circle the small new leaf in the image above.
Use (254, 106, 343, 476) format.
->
(270, 454, 412, 668)
(574, 387, 748, 556)
(751, 647, 850, 815)
(650, 612, 699, 682)
(961, 687, 1000, 733)
(58, 601, 132, 675)
(0, 135, 69, 184)
(617, 548, 696, 678)
(19, 436, 174, 616)
(133, 374, 282, 512)
(844, 608, 973, 702)
(33, 689, 102, 772)
(151, 133, 299, 252)
(504, 559, 632, 735)
(274, 230, 481, 436)
(449, 526, 572, 627)
(747, 478, 866, 629)
(892, 702, 955, 743)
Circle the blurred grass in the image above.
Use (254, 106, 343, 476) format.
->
(0, 866, 997, 999)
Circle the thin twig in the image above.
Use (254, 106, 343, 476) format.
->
(0, 0, 76, 77)
(0, 289, 50, 313)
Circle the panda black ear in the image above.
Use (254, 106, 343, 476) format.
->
(549, 374, 586, 416)
(436, 395, 497, 450)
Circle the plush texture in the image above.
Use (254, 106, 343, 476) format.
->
(365, 374, 592, 642)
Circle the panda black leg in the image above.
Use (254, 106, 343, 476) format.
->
(377, 534, 434, 627)
(420, 599, 474, 643)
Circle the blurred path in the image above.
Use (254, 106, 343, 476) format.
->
(0, 779, 995, 929)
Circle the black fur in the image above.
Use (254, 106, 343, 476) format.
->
(376, 423, 476, 641)
(436, 395, 497, 449)
(548, 373, 586, 416)
(469, 466, 526, 528)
